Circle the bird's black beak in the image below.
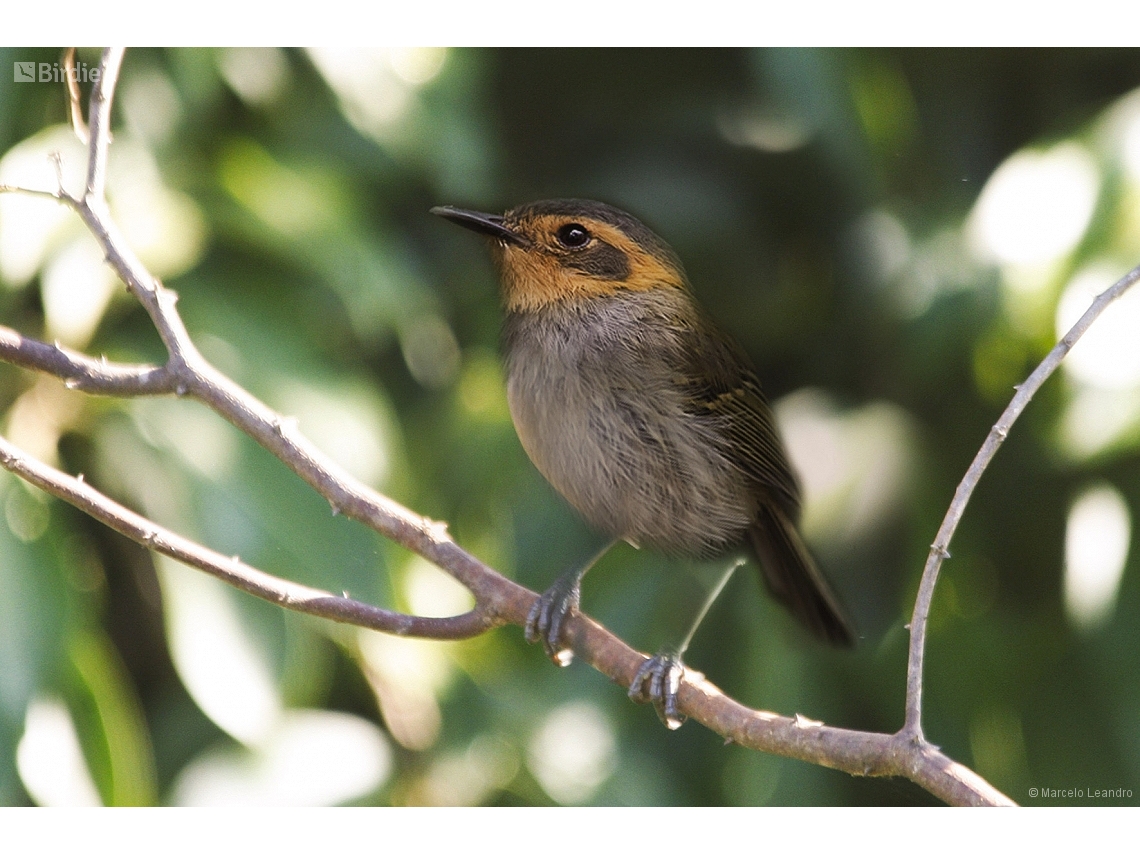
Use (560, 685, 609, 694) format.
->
(430, 206, 529, 247)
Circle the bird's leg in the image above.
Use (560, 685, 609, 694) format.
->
(629, 556, 744, 729)
(526, 539, 616, 665)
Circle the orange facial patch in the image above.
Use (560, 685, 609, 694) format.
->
(494, 215, 688, 312)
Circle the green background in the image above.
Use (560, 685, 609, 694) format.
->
(1, 47, 1139, 806)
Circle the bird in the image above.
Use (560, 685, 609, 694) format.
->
(432, 198, 854, 727)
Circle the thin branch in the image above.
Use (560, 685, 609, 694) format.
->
(0, 327, 175, 396)
(84, 47, 123, 202)
(558, 607, 1016, 806)
(63, 47, 90, 146)
(0, 432, 496, 640)
(903, 261, 1140, 737)
(0, 184, 69, 203)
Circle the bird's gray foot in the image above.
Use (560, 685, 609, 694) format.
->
(525, 571, 582, 666)
(629, 650, 686, 730)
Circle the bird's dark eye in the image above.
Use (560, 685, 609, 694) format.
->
(556, 223, 590, 248)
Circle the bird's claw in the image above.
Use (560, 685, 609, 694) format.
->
(628, 651, 686, 730)
(525, 575, 581, 666)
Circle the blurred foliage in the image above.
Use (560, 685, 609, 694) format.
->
(1, 47, 1140, 806)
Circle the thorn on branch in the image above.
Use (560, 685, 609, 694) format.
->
(427, 519, 450, 541)
(272, 415, 300, 437)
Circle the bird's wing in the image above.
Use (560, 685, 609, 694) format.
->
(677, 317, 802, 521)
(679, 317, 855, 647)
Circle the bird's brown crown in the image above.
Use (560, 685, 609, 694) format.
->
(434, 199, 690, 312)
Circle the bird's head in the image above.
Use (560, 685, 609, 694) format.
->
(431, 199, 689, 312)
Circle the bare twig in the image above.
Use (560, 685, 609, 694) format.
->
(560, 604, 1015, 806)
(0, 328, 175, 396)
(63, 47, 90, 146)
(903, 262, 1140, 737)
(0, 432, 496, 640)
(84, 47, 123, 202)
(0, 184, 67, 203)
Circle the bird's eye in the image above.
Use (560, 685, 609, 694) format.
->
(556, 223, 590, 248)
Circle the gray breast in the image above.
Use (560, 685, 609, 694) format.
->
(502, 290, 754, 557)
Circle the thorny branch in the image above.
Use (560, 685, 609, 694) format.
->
(903, 262, 1140, 739)
(5, 48, 1133, 807)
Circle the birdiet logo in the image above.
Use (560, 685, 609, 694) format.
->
(13, 60, 102, 84)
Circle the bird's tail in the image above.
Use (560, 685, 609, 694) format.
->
(749, 503, 856, 647)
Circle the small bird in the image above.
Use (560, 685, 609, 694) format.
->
(432, 199, 854, 727)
